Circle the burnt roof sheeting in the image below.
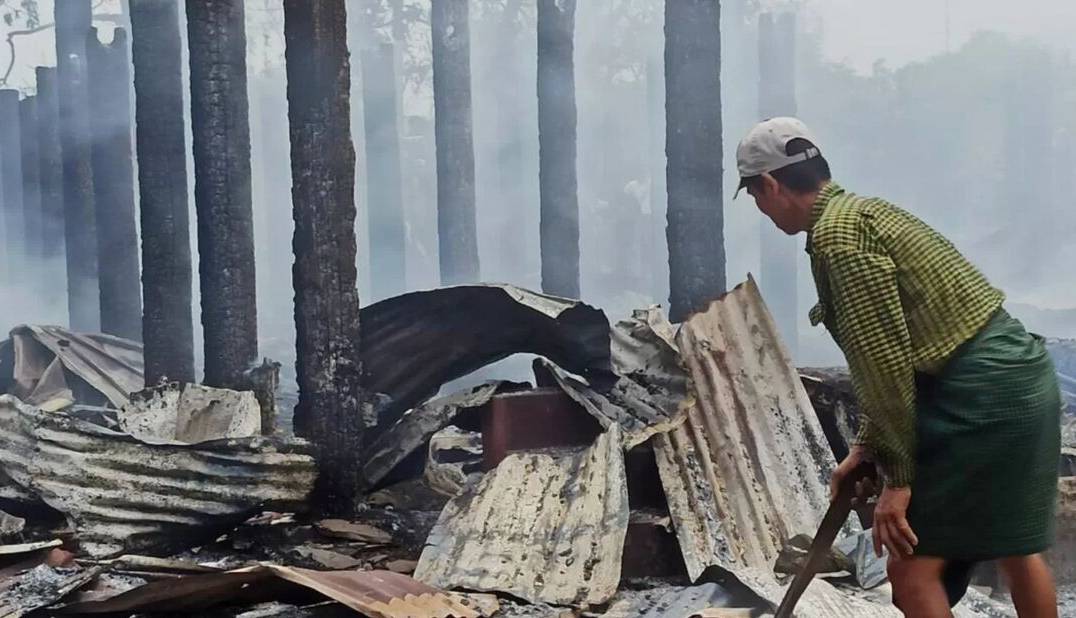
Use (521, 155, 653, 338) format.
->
(533, 307, 692, 449)
(414, 426, 629, 607)
(362, 382, 505, 488)
(655, 277, 836, 580)
(0, 395, 316, 557)
(360, 285, 612, 426)
(2, 325, 144, 409)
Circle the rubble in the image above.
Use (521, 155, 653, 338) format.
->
(59, 566, 491, 617)
(0, 281, 1039, 616)
(0, 395, 316, 557)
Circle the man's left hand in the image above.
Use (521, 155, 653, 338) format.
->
(872, 486, 918, 559)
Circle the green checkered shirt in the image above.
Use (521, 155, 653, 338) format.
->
(807, 182, 1004, 486)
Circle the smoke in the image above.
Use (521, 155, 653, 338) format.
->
(3, 0, 1076, 378)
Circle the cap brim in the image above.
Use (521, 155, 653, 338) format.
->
(733, 177, 748, 199)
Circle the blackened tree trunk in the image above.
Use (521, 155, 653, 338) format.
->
(537, 0, 579, 299)
(35, 67, 66, 303)
(432, 0, 479, 285)
(0, 90, 25, 287)
(665, 0, 724, 322)
(361, 42, 406, 301)
(55, 0, 100, 332)
(283, 0, 365, 511)
(19, 96, 41, 271)
(88, 27, 143, 342)
(758, 12, 798, 356)
(130, 0, 195, 384)
(186, 0, 259, 389)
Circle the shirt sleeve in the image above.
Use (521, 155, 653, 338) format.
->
(822, 248, 917, 487)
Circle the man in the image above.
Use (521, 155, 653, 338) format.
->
(736, 117, 1061, 617)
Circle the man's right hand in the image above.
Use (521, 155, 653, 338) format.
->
(830, 445, 871, 502)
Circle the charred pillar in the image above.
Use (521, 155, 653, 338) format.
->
(55, 0, 100, 332)
(19, 97, 41, 274)
(360, 42, 407, 301)
(186, 0, 258, 388)
(758, 12, 798, 356)
(130, 0, 195, 384)
(36, 67, 66, 305)
(432, 0, 480, 285)
(0, 90, 24, 287)
(88, 28, 143, 342)
(537, 0, 579, 299)
(284, 0, 365, 510)
(664, 0, 724, 322)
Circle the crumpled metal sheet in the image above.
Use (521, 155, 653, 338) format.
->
(654, 277, 837, 580)
(0, 395, 316, 557)
(119, 382, 262, 444)
(414, 426, 629, 607)
(2, 325, 143, 409)
(362, 382, 507, 488)
(534, 306, 691, 449)
(60, 566, 489, 617)
(360, 285, 612, 427)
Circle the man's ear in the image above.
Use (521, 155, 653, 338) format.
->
(760, 172, 780, 196)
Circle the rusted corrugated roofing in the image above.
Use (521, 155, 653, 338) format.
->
(0, 395, 316, 557)
(414, 426, 629, 607)
(654, 277, 837, 580)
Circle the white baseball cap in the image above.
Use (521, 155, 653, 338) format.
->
(734, 117, 822, 198)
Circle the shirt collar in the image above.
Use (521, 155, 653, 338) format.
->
(806, 181, 845, 254)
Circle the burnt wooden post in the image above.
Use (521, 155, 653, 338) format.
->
(665, 0, 725, 322)
(35, 67, 67, 306)
(130, 0, 195, 384)
(284, 0, 366, 511)
(55, 0, 101, 332)
(19, 96, 41, 272)
(0, 90, 24, 287)
(758, 12, 798, 356)
(186, 0, 259, 389)
(432, 0, 480, 285)
(88, 27, 143, 342)
(360, 42, 407, 301)
(537, 0, 579, 299)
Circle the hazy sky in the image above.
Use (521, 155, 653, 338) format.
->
(802, 0, 1076, 72)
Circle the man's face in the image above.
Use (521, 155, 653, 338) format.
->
(748, 174, 798, 235)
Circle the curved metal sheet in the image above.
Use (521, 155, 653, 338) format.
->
(359, 285, 612, 427)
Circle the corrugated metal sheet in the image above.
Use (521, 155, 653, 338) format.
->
(0, 395, 316, 557)
(654, 277, 837, 579)
(61, 566, 490, 618)
(414, 426, 629, 607)
(360, 285, 612, 427)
